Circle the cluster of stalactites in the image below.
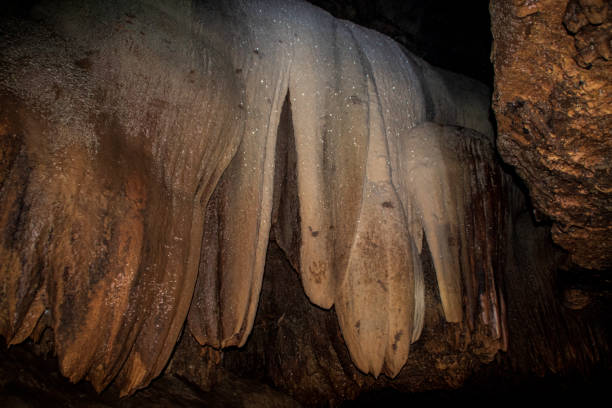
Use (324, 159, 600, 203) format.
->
(1, 0, 508, 397)
(186, 0, 506, 379)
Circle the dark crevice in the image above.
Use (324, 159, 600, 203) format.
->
(270, 92, 302, 273)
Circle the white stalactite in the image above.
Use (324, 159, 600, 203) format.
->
(1, 0, 508, 394)
(190, 0, 502, 378)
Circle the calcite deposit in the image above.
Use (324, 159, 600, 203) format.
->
(1, 0, 609, 404)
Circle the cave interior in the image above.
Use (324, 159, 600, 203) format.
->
(0, 0, 610, 407)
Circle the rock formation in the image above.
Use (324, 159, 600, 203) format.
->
(491, 0, 612, 269)
(0, 0, 609, 405)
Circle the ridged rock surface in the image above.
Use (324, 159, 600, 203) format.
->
(490, 0, 612, 270)
(2, 0, 519, 397)
(0, 0, 244, 395)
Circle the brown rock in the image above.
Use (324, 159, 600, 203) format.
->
(0, 2, 244, 395)
(491, 0, 612, 269)
(1, 1, 610, 404)
(564, 0, 590, 33)
(579, 0, 608, 24)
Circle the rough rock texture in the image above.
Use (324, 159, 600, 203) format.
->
(0, 339, 301, 408)
(490, 0, 612, 269)
(1, 0, 610, 405)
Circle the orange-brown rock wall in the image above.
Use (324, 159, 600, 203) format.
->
(490, 0, 612, 269)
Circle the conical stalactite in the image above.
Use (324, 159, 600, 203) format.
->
(3, 0, 513, 396)
(396, 122, 511, 346)
(186, 0, 296, 349)
(1, 0, 244, 396)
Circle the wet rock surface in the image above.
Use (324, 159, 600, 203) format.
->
(0, 339, 301, 408)
(0, 0, 610, 406)
(306, 0, 494, 84)
(490, 0, 612, 270)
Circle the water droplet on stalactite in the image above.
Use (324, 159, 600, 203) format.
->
(0, 0, 504, 394)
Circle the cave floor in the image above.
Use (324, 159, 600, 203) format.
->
(1, 341, 609, 407)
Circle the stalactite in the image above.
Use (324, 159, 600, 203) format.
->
(2, 0, 512, 396)
(1, 0, 244, 395)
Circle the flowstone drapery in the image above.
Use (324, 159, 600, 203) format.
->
(2, 0, 510, 396)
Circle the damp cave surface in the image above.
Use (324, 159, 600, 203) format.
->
(1, 0, 610, 406)
(2, 329, 611, 407)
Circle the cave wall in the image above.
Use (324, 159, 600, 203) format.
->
(490, 0, 611, 270)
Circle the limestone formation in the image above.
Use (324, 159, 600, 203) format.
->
(1, 0, 521, 397)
